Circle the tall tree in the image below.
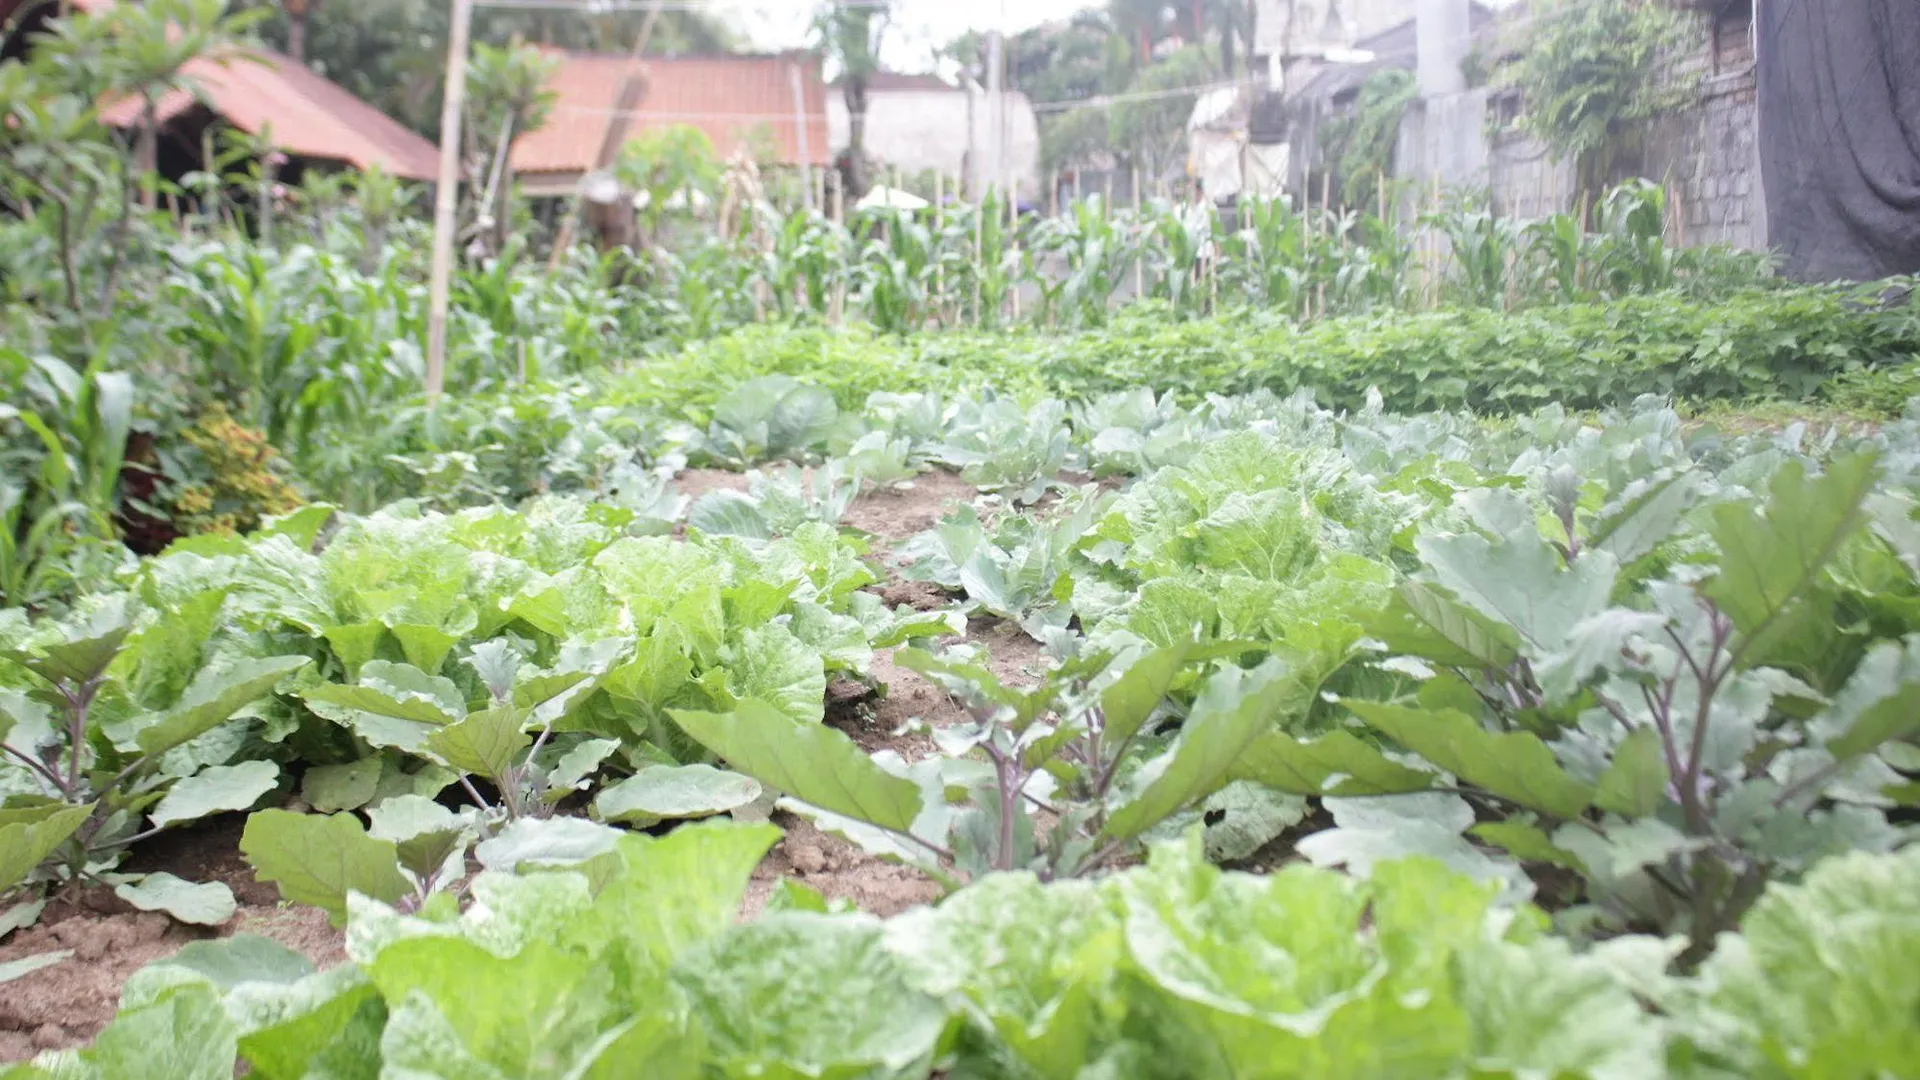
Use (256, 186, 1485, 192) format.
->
(816, 0, 890, 200)
(281, 0, 312, 62)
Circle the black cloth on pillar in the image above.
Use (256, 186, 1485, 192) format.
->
(1758, 0, 1920, 282)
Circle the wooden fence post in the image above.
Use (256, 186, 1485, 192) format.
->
(424, 0, 474, 405)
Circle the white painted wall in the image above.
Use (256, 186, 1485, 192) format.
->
(827, 86, 1042, 199)
(1255, 0, 1422, 58)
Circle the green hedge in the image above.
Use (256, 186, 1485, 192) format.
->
(597, 285, 1919, 419)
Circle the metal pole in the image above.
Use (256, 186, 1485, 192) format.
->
(425, 0, 475, 405)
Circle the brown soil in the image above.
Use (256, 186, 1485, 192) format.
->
(739, 812, 945, 919)
(839, 469, 979, 546)
(674, 467, 753, 500)
(0, 465, 1026, 1061)
(0, 815, 342, 1061)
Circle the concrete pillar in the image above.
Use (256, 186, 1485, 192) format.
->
(1416, 0, 1470, 98)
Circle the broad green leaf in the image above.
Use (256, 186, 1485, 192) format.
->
(1416, 529, 1616, 651)
(320, 622, 385, 678)
(564, 822, 781, 984)
(1368, 580, 1521, 669)
(1102, 660, 1292, 841)
(545, 738, 621, 796)
(371, 937, 626, 1079)
(1705, 454, 1877, 653)
(390, 624, 462, 676)
(1593, 727, 1670, 817)
(148, 760, 280, 830)
(672, 913, 948, 1080)
(1666, 845, 1920, 1078)
(113, 873, 236, 926)
(1470, 820, 1585, 869)
(237, 968, 384, 1080)
(2, 607, 132, 686)
(0, 802, 96, 893)
(1098, 643, 1192, 748)
(1818, 635, 1920, 760)
(595, 765, 763, 824)
(301, 756, 385, 813)
(158, 934, 314, 989)
(886, 874, 1121, 1080)
(137, 656, 312, 758)
(474, 817, 623, 872)
(1551, 817, 1703, 883)
(49, 980, 237, 1079)
(240, 810, 411, 923)
(1118, 835, 1452, 1077)
(423, 706, 530, 783)
(726, 624, 828, 726)
(1346, 701, 1594, 819)
(0, 950, 69, 986)
(300, 662, 464, 726)
(1201, 781, 1308, 862)
(1453, 935, 1668, 1078)
(672, 699, 924, 835)
(368, 795, 468, 880)
(1233, 729, 1436, 796)
(1298, 794, 1532, 897)
(1588, 470, 1701, 567)
(1535, 609, 1668, 701)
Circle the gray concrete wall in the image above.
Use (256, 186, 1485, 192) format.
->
(1394, 87, 1491, 190)
(827, 87, 1042, 200)
(1482, 6, 1765, 251)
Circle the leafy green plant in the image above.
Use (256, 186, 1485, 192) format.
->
(896, 494, 1099, 633)
(672, 640, 1302, 883)
(1502, 0, 1691, 183)
(1339, 452, 1918, 962)
(932, 395, 1073, 504)
(0, 598, 310, 926)
(34, 819, 1918, 1078)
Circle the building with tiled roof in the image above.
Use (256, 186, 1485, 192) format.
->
(2, 0, 438, 179)
(510, 50, 831, 197)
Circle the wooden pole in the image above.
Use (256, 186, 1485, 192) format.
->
(973, 186, 984, 326)
(934, 170, 945, 325)
(425, 0, 474, 405)
(1132, 164, 1144, 300)
(831, 170, 846, 324)
(1049, 170, 1059, 218)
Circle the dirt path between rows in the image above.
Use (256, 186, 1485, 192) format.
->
(0, 468, 1016, 1059)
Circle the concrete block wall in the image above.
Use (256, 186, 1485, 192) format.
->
(1480, 3, 1767, 252)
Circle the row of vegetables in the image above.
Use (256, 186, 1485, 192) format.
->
(0, 386, 1916, 1076)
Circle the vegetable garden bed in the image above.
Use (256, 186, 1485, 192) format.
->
(1, 385, 1916, 1077)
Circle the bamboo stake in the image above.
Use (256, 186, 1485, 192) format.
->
(831, 170, 846, 325)
(1049, 170, 1059, 218)
(934, 171, 945, 326)
(425, 0, 474, 405)
(973, 184, 984, 327)
(1132, 164, 1144, 300)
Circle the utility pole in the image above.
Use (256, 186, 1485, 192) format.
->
(1416, 0, 1470, 98)
(984, 30, 1003, 200)
(425, 0, 474, 405)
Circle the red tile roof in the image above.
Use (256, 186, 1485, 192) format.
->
(98, 46, 439, 179)
(512, 51, 831, 175)
(830, 72, 957, 93)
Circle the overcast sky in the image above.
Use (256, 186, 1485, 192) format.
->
(713, 0, 1095, 70)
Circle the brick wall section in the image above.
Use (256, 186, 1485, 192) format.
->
(1483, 3, 1767, 252)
